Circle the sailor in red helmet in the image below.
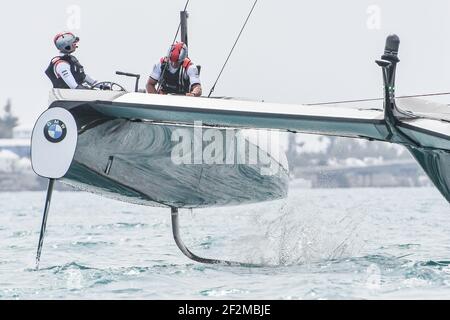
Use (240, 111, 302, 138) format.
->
(45, 32, 97, 89)
(146, 42, 202, 97)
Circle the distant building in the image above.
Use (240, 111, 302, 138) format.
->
(0, 99, 19, 139)
(0, 139, 30, 158)
(13, 126, 32, 140)
(286, 133, 431, 188)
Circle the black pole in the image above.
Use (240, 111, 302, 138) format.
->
(36, 178, 55, 269)
(376, 35, 400, 131)
(135, 75, 140, 93)
(375, 35, 418, 147)
(180, 11, 189, 47)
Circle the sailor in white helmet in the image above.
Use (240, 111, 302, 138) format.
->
(45, 32, 98, 89)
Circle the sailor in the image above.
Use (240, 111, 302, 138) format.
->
(146, 42, 202, 97)
(45, 32, 97, 89)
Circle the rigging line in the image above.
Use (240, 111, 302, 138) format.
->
(157, 0, 191, 93)
(208, 0, 259, 98)
(305, 91, 450, 106)
(396, 91, 450, 99)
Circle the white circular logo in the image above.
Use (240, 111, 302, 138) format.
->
(44, 119, 67, 143)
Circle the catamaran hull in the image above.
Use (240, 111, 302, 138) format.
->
(40, 89, 450, 205)
(48, 100, 289, 209)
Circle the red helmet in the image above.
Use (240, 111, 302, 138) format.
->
(168, 42, 188, 67)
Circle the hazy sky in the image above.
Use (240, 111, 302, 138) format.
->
(1, 0, 450, 127)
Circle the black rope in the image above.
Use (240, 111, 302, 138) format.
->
(305, 91, 450, 106)
(208, 0, 259, 98)
(157, 0, 191, 93)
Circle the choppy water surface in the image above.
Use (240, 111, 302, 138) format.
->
(0, 187, 449, 299)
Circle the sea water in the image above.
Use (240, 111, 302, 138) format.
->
(0, 187, 449, 300)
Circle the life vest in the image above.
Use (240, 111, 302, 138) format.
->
(45, 55, 86, 89)
(159, 57, 193, 94)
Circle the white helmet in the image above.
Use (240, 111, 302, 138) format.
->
(54, 32, 80, 54)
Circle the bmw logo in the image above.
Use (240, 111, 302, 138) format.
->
(44, 119, 67, 143)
